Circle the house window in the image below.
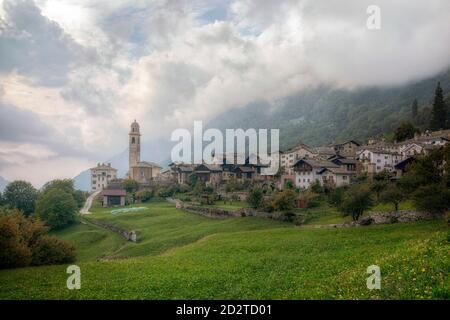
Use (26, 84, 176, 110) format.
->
(132, 137, 135, 144)
(343, 176, 347, 180)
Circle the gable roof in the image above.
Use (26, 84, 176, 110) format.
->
(293, 158, 339, 169)
(131, 161, 162, 168)
(102, 189, 126, 196)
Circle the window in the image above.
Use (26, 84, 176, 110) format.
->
(132, 137, 135, 144)
(343, 176, 347, 180)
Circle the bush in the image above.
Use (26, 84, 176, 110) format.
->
(31, 236, 75, 266)
(135, 189, 154, 202)
(3, 180, 38, 216)
(0, 209, 75, 269)
(0, 214, 32, 269)
(309, 181, 323, 194)
(35, 189, 78, 230)
(273, 189, 297, 211)
(413, 184, 450, 214)
(247, 189, 264, 209)
(122, 179, 139, 193)
(327, 186, 347, 207)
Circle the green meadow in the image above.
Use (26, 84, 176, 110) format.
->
(0, 200, 448, 299)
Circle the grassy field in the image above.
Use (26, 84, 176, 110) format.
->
(203, 200, 249, 211)
(0, 200, 448, 299)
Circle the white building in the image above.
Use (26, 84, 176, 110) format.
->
(90, 163, 118, 191)
(292, 159, 354, 189)
(357, 148, 403, 174)
(280, 143, 316, 175)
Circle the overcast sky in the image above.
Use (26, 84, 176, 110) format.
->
(1, 0, 450, 187)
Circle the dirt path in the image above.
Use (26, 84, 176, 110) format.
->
(80, 190, 101, 215)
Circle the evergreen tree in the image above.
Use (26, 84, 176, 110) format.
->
(411, 98, 418, 120)
(430, 82, 447, 130)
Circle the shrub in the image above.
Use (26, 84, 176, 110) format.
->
(309, 181, 323, 194)
(0, 209, 75, 269)
(0, 214, 32, 269)
(3, 180, 38, 216)
(136, 189, 154, 202)
(247, 188, 264, 209)
(31, 236, 75, 266)
(412, 184, 450, 214)
(273, 189, 297, 211)
(327, 186, 347, 207)
(122, 179, 139, 193)
(35, 189, 78, 230)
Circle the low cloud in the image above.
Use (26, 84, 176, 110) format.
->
(0, 0, 450, 186)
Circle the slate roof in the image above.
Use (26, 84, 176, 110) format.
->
(102, 189, 126, 196)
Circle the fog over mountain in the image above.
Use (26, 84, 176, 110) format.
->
(1, 0, 450, 187)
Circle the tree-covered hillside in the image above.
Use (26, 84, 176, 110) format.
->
(207, 69, 450, 149)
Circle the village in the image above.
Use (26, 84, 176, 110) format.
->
(92, 120, 450, 211)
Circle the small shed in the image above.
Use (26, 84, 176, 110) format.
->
(102, 189, 126, 207)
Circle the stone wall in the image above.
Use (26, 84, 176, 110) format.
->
(84, 218, 137, 242)
(357, 210, 442, 225)
(167, 197, 286, 221)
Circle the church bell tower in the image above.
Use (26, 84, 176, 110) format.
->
(129, 120, 141, 169)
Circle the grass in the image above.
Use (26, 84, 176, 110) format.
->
(50, 222, 126, 261)
(203, 200, 249, 211)
(371, 200, 416, 212)
(0, 200, 448, 300)
(295, 202, 351, 225)
(81, 199, 287, 259)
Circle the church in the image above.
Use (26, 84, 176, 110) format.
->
(128, 120, 162, 183)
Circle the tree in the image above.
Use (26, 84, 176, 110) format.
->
(413, 184, 450, 214)
(187, 173, 198, 187)
(370, 180, 388, 201)
(394, 122, 418, 142)
(3, 181, 38, 216)
(398, 149, 442, 192)
(430, 82, 448, 130)
(411, 98, 418, 120)
(273, 189, 297, 211)
(339, 184, 373, 221)
(247, 188, 264, 209)
(380, 185, 404, 211)
(41, 179, 85, 208)
(35, 189, 78, 229)
(41, 179, 74, 195)
(122, 179, 139, 193)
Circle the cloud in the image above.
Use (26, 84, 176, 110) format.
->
(0, 0, 96, 86)
(0, 0, 450, 186)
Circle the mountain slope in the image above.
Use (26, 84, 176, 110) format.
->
(207, 69, 450, 149)
(0, 176, 8, 192)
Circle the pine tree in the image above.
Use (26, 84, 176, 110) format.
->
(429, 82, 447, 130)
(411, 98, 418, 120)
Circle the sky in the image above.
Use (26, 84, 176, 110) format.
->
(0, 0, 450, 187)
